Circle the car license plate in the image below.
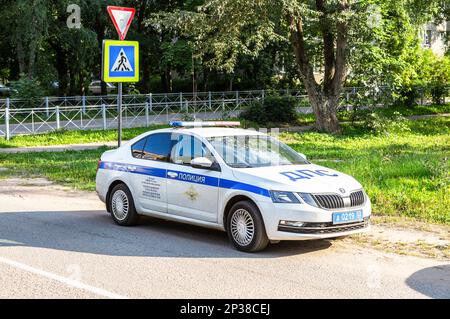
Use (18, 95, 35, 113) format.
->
(332, 210, 363, 224)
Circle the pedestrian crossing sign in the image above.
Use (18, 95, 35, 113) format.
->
(102, 40, 139, 82)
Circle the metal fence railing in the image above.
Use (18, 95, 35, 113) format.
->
(0, 90, 312, 139)
(0, 87, 448, 139)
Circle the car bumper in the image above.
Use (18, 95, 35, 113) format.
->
(97, 189, 106, 203)
(257, 200, 372, 241)
(95, 172, 107, 203)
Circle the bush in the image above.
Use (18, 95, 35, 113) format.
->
(240, 94, 299, 125)
(429, 83, 448, 105)
(395, 85, 420, 107)
(392, 49, 450, 107)
(363, 111, 410, 135)
(10, 76, 45, 106)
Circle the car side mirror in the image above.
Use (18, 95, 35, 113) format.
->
(298, 152, 307, 160)
(191, 157, 213, 169)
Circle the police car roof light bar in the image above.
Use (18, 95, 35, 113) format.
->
(170, 121, 241, 128)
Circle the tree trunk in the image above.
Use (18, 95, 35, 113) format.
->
(228, 75, 233, 91)
(28, 41, 37, 79)
(69, 71, 76, 96)
(161, 69, 172, 93)
(287, 1, 349, 134)
(310, 95, 341, 133)
(94, 12, 106, 95)
(16, 39, 26, 75)
(142, 59, 151, 93)
(56, 54, 69, 96)
(202, 70, 209, 91)
(289, 28, 341, 132)
(79, 72, 85, 96)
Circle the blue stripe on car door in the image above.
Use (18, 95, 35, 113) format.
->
(99, 161, 270, 197)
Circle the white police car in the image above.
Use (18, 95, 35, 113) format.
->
(96, 121, 371, 252)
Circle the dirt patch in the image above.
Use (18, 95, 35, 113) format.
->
(341, 216, 450, 260)
(0, 177, 104, 213)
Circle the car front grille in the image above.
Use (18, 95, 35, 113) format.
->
(311, 190, 365, 209)
(350, 190, 365, 207)
(278, 217, 370, 234)
(313, 194, 344, 209)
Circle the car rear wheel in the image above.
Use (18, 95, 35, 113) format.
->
(109, 183, 139, 226)
(226, 201, 269, 252)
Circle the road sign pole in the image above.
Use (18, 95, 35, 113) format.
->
(105, 5, 138, 148)
(118, 82, 123, 147)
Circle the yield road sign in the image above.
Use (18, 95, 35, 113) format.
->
(107, 6, 136, 40)
(102, 40, 139, 83)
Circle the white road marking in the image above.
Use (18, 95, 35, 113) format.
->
(0, 256, 128, 299)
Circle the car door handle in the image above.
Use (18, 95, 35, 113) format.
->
(167, 171, 178, 178)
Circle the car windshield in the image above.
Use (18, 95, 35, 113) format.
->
(207, 135, 308, 168)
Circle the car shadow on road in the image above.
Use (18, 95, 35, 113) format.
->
(406, 265, 450, 299)
(0, 210, 333, 258)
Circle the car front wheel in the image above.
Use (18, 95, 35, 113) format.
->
(109, 183, 139, 226)
(226, 201, 269, 252)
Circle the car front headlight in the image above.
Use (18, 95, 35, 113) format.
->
(298, 192, 319, 207)
(270, 191, 300, 204)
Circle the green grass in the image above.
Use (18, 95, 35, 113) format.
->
(296, 103, 450, 125)
(281, 117, 450, 225)
(373, 103, 450, 117)
(0, 124, 168, 148)
(0, 117, 448, 225)
(0, 148, 106, 190)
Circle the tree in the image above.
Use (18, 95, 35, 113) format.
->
(162, 1, 352, 132)
(165, 0, 437, 133)
(4, 0, 49, 79)
(142, 0, 205, 93)
(347, 1, 424, 105)
(287, 0, 350, 133)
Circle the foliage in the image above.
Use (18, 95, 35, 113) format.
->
(280, 117, 450, 224)
(347, 1, 450, 108)
(0, 0, 447, 101)
(160, 0, 447, 133)
(10, 76, 46, 104)
(240, 94, 299, 125)
(390, 48, 450, 106)
(362, 111, 411, 135)
(426, 54, 450, 104)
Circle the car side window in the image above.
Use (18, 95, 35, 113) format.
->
(141, 133, 173, 162)
(170, 134, 214, 166)
(131, 137, 147, 159)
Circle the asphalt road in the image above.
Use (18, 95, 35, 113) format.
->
(0, 178, 449, 299)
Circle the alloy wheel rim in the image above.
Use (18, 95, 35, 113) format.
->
(230, 209, 255, 246)
(111, 190, 129, 221)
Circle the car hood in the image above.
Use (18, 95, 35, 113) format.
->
(231, 163, 362, 195)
